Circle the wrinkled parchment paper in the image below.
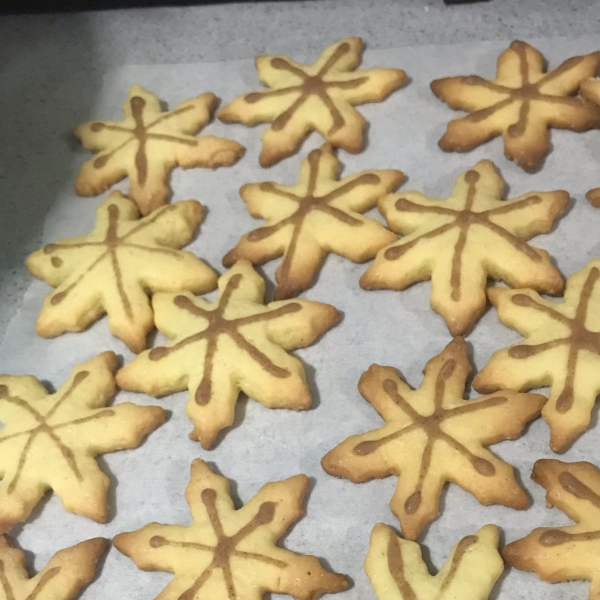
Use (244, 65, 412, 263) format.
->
(3, 36, 600, 599)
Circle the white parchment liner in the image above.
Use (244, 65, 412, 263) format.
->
(3, 36, 600, 599)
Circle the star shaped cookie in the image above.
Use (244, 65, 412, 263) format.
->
(361, 159, 568, 336)
(321, 338, 545, 540)
(474, 260, 600, 453)
(431, 41, 600, 172)
(0, 536, 107, 600)
(223, 144, 403, 299)
(365, 524, 503, 600)
(116, 260, 340, 449)
(75, 85, 245, 214)
(27, 191, 217, 353)
(114, 459, 349, 600)
(0, 352, 165, 533)
(580, 78, 600, 207)
(503, 459, 600, 599)
(218, 37, 407, 167)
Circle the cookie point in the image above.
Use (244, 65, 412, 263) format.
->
(586, 188, 600, 208)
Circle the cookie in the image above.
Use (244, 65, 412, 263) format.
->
(431, 41, 600, 172)
(503, 459, 600, 599)
(223, 144, 403, 299)
(474, 260, 600, 453)
(0, 352, 165, 532)
(0, 536, 107, 600)
(321, 338, 544, 540)
(114, 458, 349, 600)
(360, 159, 568, 336)
(365, 524, 503, 600)
(580, 79, 600, 207)
(74, 84, 244, 214)
(116, 260, 340, 449)
(218, 37, 407, 167)
(26, 191, 217, 353)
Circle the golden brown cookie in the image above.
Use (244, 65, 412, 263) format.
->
(27, 191, 217, 353)
(360, 159, 568, 336)
(114, 459, 349, 600)
(365, 524, 503, 600)
(0, 352, 165, 533)
(0, 536, 107, 600)
(223, 144, 403, 299)
(218, 37, 407, 167)
(474, 260, 600, 453)
(116, 260, 340, 449)
(75, 84, 244, 214)
(321, 338, 544, 540)
(503, 459, 600, 599)
(580, 78, 600, 207)
(431, 41, 600, 172)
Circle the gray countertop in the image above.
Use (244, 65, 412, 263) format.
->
(0, 0, 597, 336)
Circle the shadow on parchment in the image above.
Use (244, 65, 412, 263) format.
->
(0, 12, 102, 330)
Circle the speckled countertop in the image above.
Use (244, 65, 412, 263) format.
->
(0, 0, 597, 338)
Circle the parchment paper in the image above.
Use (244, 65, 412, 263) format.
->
(3, 36, 600, 599)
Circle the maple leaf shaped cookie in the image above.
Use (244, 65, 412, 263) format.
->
(27, 191, 217, 353)
(580, 79, 600, 207)
(321, 338, 545, 540)
(0, 536, 107, 600)
(74, 84, 245, 214)
(474, 260, 600, 453)
(114, 459, 349, 600)
(365, 524, 503, 600)
(116, 260, 340, 449)
(503, 459, 600, 599)
(0, 352, 165, 533)
(223, 144, 403, 300)
(360, 159, 568, 336)
(431, 41, 600, 172)
(218, 37, 407, 167)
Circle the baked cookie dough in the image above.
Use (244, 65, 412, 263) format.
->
(365, 524, 503, 600)
(219, 37, 407, 166)
(114, 459, 349, 600)
(0, 352, 165, 532)
(322, 338, 544, 540)
(117, 260, 340, 449)
(27, 191, 217, 353)
(361, 160, 568, 336)
(75, 85, 244, 214)
(431, 41, 600, 172)
(224, 143, 402, 299)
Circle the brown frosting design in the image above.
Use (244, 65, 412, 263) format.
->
(116, 260, 340, 449)
(361, 159, 568, 336)
(0, 352, 165, 533)
(246, 42, 367, 136)
(322, 337, 545, 540)
(0, 536, 106, 600)
(223, 144, 402, 299)
(504, 459, 600, 597)
(218, 37, 407, 167)
(74, 84, 244, 215)
(150, 489, 286, 600)
(365, 523, 503, 599)
(474, 260, 600, 453)
(113, 459, 349, 600)
(388, 532, 476, 598)
(148, 273, 302, 405)
(431, 41, 600, 172)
